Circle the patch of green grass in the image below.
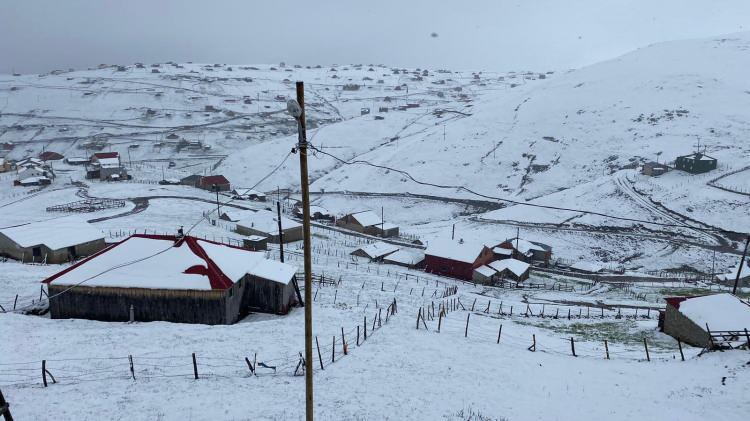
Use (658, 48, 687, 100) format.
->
(514, 319, 673, 349)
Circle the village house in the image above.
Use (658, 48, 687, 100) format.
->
(0, 158, 10, 173)
(180, 174, 203, 187)
(424, 238, 499, 281)
(293, 205, 334, 221)
(0, 217, 106, 263)
(674, 152, 717, 174)
(641, 161, 668, 176)
(232, 188, 267, 202)
(39, 151, 64, 161)
(223, 209, 303, 243)
(660, 293, 750, 348)
(87, 152, 129, 181)
(336, 210, 399, 238)
(64, 157, 90, 166)
(242, 235, 268, 251)
(42, 234, 299, 324)
(383, 248, 425, 269)
(498, 238, 552, 266)
(198, 174, 231, 192)
(351, 241, 400, 261)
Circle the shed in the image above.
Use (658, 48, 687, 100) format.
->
(472, 265, 496, 284)
(180, 174, 203, 187)
(383, 249, 425, 269)
(498, 238, 551, 265)
(42, 234, 298, 324)
(234, 210, 303, 243)
(662, 294, 750, 347)
(243, 235, 268, 251)
(424, 239, 497, 281)
(351, 241, 399, 261)
(675, 152, 717, 174)
(39, 151, 64, 161)
(0, 217, 106, 263)
(336, 210, 399, 238)
(198, 175, 231, 191)
(488, 258, 531, 282)
(641, 161, 668, 177)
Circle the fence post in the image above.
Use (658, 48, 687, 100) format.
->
(438, 312, 443, 333)
(677, 338, 685, 361)
(471, 298, 476, 311)
(341, 327, 347, 355)
(0, 388, 13, 421)
(42, 360, 47, 387)
(570, 337, 576, 357)
(528, 334, 536, 352)
(192, 353, 199, 379)
(331, 336, 336, 363)
(416, 308, 422, 330)
(464, 313, 470, 338)
(643, 338, 650, 362)
(604, 340, 610, 360)
(129, 355, 135, 380)
(357, 326, 360, 346)
(315, 336, 324, 370)
(364, 316, 367, 340)
(745, 329, 750, 349)
(497, 324, 503, 344)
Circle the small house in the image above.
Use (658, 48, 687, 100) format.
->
(232, 188, 267, 202)
(472, 265, 497, 284)
(641, 161, 668, 177)
(424, 239, 498, 281)
(675, 152, 717, 174)
(498, 238, 551, 266)
(39, 151, 64, 161)
(0, 217, 106, 263)
(180, 174, 203, 187)
(382, 249, 425, 269)
(198, 175, 231, 192)
(351, 241, 399, 261)
(233, 209, 303, 243)
(42, 234, 299, 324)
(243, 235, 268, 251)
(661, 294, 750, 347)
(0, 158, 10, 173)
(64, 157, 90, 166)
(293, 205, 334, 221)
(487, 258, 531, 282)
(336, 210, 399, 238)
(87, 152, 128, 181)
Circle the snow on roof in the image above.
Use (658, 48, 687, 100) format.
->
(678, 293, 750, 331)
(492, 247, 513, 255)
(384, 249, 425, 266)
(0, 217, 104, 250)
(350, 210, 382, 227)
(503, 238, 547, 255)
(221, 209, 256, 222)
(474, 265, 496, 278)
(488, 258, 530, 277)
(353, 241, 399, 259)
(426, 238, 486, 264)
(235, 209, 301, 235)
(309, 205, 331, 216)
(43, 235, 296, 290)
(98, 157, 120, 168)
(380, 222, 399, 230)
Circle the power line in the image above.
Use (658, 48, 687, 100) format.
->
(307, 145, 746, 236)
(7, 150, 294, 313)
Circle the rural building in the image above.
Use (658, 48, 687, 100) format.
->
(425, 239, 498, 281)
(472, 265, 497, 284)
(231, 209, 303, 243)
(39, 151, 64, 161)
(0, 217, 106, 263)
(243, 235, 268, 251)
(42, 234, 299, 324)
(488, 258, 531, 282)
(641, 161, 668, 176)
(0, 158, 10, 172)
(293, 205, 334, 221)
(661, 293, 750, 347)
(383, 249, 425, 269)
(180, 174, 203, 187)
(87, 152, 128, 181)
(336, 210, 399, 238)
(674, 152, 717, 174)
(15, 157, 44, 169)
(64, 157, 90, 165)
(498, 238, 551, 266)
(198, 175, 231, 192)
(351, 241, 399, 261)
(232, 188, 267, 202)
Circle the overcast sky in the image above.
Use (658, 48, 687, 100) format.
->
(1, 0, 748, 74)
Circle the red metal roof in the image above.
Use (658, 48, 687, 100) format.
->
(92, 152, 119, 159)
(39, 151, 64, 160)
(664, 295, 706, 310)
(41, 234, 251, 290)
(200, 175, 230, 185)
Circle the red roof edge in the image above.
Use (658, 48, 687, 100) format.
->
(664, 295, 707, 310)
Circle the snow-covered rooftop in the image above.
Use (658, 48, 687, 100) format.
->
(425, 239, 486, 264)
(474, 265, 496, 278)
(488, 258, 530, 277)
(504, 238, 547, 255)
(383, 248, 425, 266)
(235, 209, 301, 235)
(353, 241, 399, 259)
(43, 235, 296, 290)
(678, 293, 750, 332)
(0, 217, 104, 250)
(350, 210, 382, 227)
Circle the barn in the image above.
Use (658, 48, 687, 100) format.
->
(198, 175, 231, 192)
(0, 217, 106, 263)
(351, 241, 399, 261)
(232, 209, 303, 243)
(498, 238, 551, 266)
(674, 152, 717, 174)
(336, 210, 399, 238)
(661, 294, 750, 347)
(641, 161, 668, 176)
(424, 239, 497, 281)
(42, 234, 299, 324)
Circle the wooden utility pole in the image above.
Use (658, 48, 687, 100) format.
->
(277, 201, 285, 262)
(293, 81, 315, 421)
(732, 236, 749, 295)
